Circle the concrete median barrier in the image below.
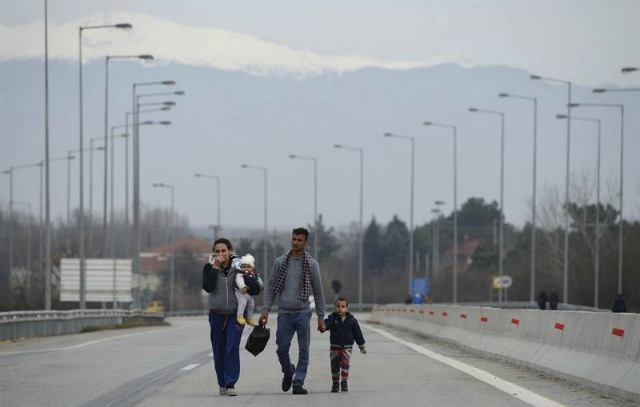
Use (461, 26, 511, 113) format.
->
(369, 304, 639, 403)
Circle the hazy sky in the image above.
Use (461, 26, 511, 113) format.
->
(1, 1, 639, 232)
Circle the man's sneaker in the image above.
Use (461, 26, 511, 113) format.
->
(292, 384, 308, 395)
(226, 388, 237, 396)
(331, 382, 339, 393)
(246, 317, 256, 326)
(236, 316, 246, 325)
(282, 363, 294, 392)
(219, 387, 227, 395)
(340, 381, 348, 392)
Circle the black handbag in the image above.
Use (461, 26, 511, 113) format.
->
(245, 324, 270, 356)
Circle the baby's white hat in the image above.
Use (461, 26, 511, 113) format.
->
(239, 254, 255, 268)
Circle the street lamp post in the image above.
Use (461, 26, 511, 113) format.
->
(423, 121, 458, 303)
(194, 173, 221, 241)
(79, 22, 132, 309)
(288, 155, 318, 259)
(384, 132, 415, 296)
(531, 74, 572, 304)
(3, 162, 42, 287)
(433, 200, 445, 278)
(153, 182, 175, 312)
(88, 136, 105, 254)
(431, 207, 441, 277)
(569, 102, 625, 295)
(124, 109, 170, 255)
(13, 202, 32, 274)
(103, 54, 153, 256)
(334, 144, 364, 304)
(132, 80, 175, 308)
(498, 93, 538, 303)
(241, 164, 268, 282)
(556, 114, 601, 307)
(469, 107, 506, 302)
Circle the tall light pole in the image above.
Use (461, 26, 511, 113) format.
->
(334, 144, 364, 304)
(88, 135, 105, 254)
(431, 207, 441, 277)
(241, 164, 268, 282)
(433, 201, 445, 277)
(153, 182, 175, 312)
(132, 79, 175, 308)
(384, 132, 415, 296)
(13, 202, 32, 274)
(531, 74, 572, 304)
(3, 162, 42, 288)
(469, 107, 506, 302)
(124, 109, 171, 255)
(498, 93, 538, 303)
(569, 102, 625, 295)
(194, 173, 221, 241)
(423, 121, 458, 303)
(79, 22, 132, 308)
(44, 0, 51, 309)
(103, 54, 153, 256)
(109, 123, 147, 258)
(288, 154, 318, 259)
(556, 114, 601, 307)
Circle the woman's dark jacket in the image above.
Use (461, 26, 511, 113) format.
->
(202, 261, 238, 315)
(324, 311, 365, 348)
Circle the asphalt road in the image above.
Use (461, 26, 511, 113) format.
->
(0, 315, 636, 407)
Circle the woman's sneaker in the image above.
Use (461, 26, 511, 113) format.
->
(340, 381, 348, 392)
(219, 387, 227, 395)
(331, 382, 339, 393)
(226, 388, 237, 396)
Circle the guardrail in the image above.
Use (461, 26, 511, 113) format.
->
(369, 303, 639, 403)
(0, 310, 165, 341)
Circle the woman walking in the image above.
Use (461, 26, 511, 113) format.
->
(202, 238, 245, 396)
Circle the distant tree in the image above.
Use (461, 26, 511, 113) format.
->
(363, 217, 384, 276)
(307, 214, 339, 261)
(383, 215, 409, 270)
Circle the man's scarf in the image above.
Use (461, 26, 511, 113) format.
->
(274, 251, 311, 301)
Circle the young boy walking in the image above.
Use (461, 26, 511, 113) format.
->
(322, 297, 366, 392)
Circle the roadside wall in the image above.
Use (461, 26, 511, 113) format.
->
(0, 310, 165, 341)
(369, 304, 639, 403)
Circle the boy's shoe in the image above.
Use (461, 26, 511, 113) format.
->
(236, 316, 246, 325)
(226, 388, 237, 396)
(331, 382, 339, 393)
(340, 381, 348, 392)
(219, 387, 227, 395)
(282, 363, 295, 392)
(246, 317, 256, 326)
(292, 384, 308, 395)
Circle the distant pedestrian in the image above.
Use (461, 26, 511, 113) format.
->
(322, 297, 366, 393)
(537, 291, 548, 310)
(548, 291, 559, 310)
(611, 293, 628, 313)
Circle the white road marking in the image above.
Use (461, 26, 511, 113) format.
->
(365, 325, 566, 407)
(0, 329, 166, 356)
(180, 364, 200, 371)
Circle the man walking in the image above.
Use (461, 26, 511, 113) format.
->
(260, 227, 326, 395)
